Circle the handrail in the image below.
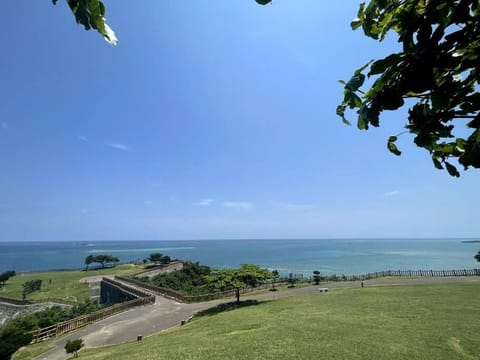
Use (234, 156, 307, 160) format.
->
(28, 278, 155, 343)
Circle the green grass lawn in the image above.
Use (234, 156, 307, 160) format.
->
(0, 264, 145, 302)
(11, 339, 56, 360)
(78, 282, 479, 360)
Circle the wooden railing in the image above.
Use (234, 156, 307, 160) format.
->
(29, 278, 155, 343)
(348, 268, 480, 281)
(30, 297, 153, 343)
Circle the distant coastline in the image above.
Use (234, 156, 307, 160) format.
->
(462, 240, 480, 243)
(1, 238, 478, 274)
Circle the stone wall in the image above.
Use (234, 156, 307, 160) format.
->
(100, 280, 137, 306)
(0, 302, 68, 328)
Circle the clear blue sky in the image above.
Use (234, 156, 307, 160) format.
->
(1, 1, 478, 241)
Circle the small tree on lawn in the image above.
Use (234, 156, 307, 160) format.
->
(271, 269, 279, 291)
(161, 255, 171, 264)
(149, 253, 171, 265)
(99, 254, 119, 268)
(148, 252, 164, 264)
(84, 255, 95, 272)
(89, 254, 120, 269)
(65, 339, 84, 358)
(207, 264, 273, 304)
(475, 251, 480, 262)
(0, 270, 15, 288)
(22, 279, 42, 300)
(287, 273, 298, 288)
(313, 270, 321, 285)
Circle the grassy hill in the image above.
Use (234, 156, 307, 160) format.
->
(76, 282, 479, 360)
(0, 264, 145, 302)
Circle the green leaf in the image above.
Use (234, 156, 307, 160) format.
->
(432, 157, 444, 169)
(354, 60, 373, 76)
(445, 162, 460, 177)
(60, 0, 117, 45)
(345, 73, 366, 91)
(351, 17, 363, 30)
(455, 138, 466, 150)
(336, 105, 351, 126)
(368, 54, 401, 76)
(344, 90, 363, 108)
(387, 137, 402, 155)
(99, 1, 106, 16)
(381, 88, 404, 110)
(431, 92, 449, 109)
(357, 115, 367, 130)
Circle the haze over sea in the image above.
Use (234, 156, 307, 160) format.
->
(0, 239, 478, 275)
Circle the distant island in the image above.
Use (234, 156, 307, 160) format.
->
(462, 240, 480, 243)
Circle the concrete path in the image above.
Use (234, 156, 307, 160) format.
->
(34, 276, 479, 360)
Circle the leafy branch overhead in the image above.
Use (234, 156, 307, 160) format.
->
(52, 0, 117, 44)
(53, 0, 478, 176)
(338, 0, 480, 177)
(53, 0, 272, 44)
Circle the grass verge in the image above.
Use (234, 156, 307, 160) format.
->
(11, 338, 56, 360)
(77, 282, 480, 360)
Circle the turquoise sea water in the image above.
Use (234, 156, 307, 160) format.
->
(0, 239, 478, 275)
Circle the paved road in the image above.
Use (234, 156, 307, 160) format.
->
(35, 276, 479, 360)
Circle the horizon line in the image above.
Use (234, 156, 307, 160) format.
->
(0, 237, 478, 243)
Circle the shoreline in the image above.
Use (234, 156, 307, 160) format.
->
(2, 238, 478, 275)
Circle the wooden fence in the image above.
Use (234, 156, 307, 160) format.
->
(29, 278, 155, 343)
(349, 268, 480, 281)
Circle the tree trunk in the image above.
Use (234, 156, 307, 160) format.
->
(236, 287, 240, 304)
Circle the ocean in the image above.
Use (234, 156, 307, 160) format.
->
(0, 239, 478, 276)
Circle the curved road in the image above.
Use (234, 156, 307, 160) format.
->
(35, 276, 479, 360)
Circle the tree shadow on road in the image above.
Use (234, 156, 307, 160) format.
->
(194, 299, 271, 319)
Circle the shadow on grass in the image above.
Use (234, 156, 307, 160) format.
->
(194, 300, 271, 319)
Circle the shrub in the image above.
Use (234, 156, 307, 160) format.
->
(65, 339, 84, 358)
(0, 324, 33, 360)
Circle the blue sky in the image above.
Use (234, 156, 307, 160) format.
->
(0, 1, 479, 241)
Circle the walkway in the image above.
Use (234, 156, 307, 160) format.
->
(35, 276, 479, 360)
